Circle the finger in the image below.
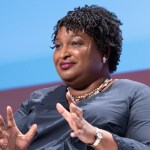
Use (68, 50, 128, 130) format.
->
(70, 129, 84, 138)
(66, 91, 76, 105)
(0, 115, 6, 130)
(0, 140, 3, 148)
(71, 112, 83, 129)
(0, 129, 9, 149)
(56, 103, 71, 122)
(56, 103, 82, 131)
(25, 124, 37, 144)
(0, 128, 4, 139)
(70, 103, 83, 118)
(7, 106, 16, 128)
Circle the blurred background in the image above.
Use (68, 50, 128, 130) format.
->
(0, 0, 150, 116)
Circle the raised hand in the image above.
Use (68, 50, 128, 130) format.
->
(0, 106, 37, 150)
(56, 91, 96, 145)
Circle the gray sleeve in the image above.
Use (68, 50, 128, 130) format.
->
(113, 85, 150, 149)
(14, 86, 57, 131)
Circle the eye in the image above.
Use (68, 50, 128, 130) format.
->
(71, 41, 83, 46)
(54, 43, 62, 49)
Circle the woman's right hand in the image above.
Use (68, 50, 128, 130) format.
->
(0, 106, 37, 150)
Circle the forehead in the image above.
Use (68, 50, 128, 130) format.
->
(55, 27, 91, 41)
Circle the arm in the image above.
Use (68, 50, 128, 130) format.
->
(57, 87, 150, 150)
(14, 87, 54, 130)
(112, 85, 150, 150)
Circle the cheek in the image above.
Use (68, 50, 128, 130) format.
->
(53, 51, 58, 65)
(86, 53, 102, 70)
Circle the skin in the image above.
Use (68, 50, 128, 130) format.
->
(53, 27, 110, 96)
(56, 92, 118, 150)
(0, 26, 118, 149)
(0, 106, 37, 150)
(54, 27, 118, 150)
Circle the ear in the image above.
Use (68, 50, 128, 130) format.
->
(102, 47, 111, 63)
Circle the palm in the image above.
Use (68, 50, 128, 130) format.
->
(56, 92, 96, 144)
(0, 106, 37, 150)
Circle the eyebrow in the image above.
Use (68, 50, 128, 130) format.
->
(55, 34, 83, 41)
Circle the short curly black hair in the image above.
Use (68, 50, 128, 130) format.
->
(52, 5, 123, 73)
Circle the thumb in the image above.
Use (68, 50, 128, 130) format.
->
(25, 124, 37, 144)
(66, 91, 76, 105)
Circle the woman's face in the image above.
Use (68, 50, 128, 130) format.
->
(53, 27, 104, 88)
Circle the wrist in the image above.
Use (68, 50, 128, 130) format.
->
(88, 127, 103, 147)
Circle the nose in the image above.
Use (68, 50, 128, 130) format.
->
(60, 45, 71, 59)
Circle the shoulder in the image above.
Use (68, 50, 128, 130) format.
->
(111, 79, 150, 100)
(29, 85, 60, 100)
(14, 84, 67, 130)
(114, 79, 150, 102)
(23, 84, 67, 106)
(114, 79, 149, 90)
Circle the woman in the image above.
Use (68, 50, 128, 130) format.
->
(0, 5, 150, 150)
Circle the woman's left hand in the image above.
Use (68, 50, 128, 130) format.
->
(56, 91, 96, 144)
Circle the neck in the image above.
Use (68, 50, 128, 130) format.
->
(67, 76, 111, 97)
(68, 78, 112, 103)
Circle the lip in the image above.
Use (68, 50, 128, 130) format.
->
(60, 61, 76, 70)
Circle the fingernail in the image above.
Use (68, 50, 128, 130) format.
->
(70, 132, 74, 137)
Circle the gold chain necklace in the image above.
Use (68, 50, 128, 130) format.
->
(68, 78, 112, 103)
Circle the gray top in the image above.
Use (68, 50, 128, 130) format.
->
(14, 79, 150, 150)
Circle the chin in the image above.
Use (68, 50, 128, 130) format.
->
(60, 77, 74, 82)
(58, 71, 75, 80)
(60, 75, 76, 84)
